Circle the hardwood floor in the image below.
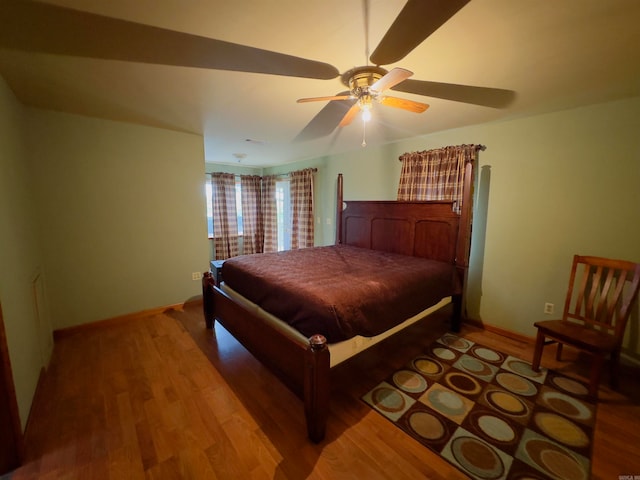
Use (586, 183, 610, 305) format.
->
(11, 302, 640, 479)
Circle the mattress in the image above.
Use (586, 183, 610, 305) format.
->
(221, 245, 456, 343)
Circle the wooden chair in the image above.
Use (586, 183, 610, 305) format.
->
(532, 255, 640, 397)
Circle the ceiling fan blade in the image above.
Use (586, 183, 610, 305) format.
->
(370, 0, 470, 65)
(0, 1, 339, 80)
(379, 96, 429, 113)
(339, 104, 361, 127)
(370, 67, 413, 93)
(392, 79, 516, 108)
(294, 93, 357, 142)
(297, 95, 352, 103)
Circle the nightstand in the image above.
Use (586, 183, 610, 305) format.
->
(210, 260, 225, 285)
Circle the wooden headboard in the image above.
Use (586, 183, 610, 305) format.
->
(334, 162, 474, 270)
(339, 200, 461, 264)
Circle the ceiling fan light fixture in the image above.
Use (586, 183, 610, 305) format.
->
(361, 106, 372, 123)
(359, 95, 373, 122)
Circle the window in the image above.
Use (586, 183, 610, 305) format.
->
(275, 179, 291, 251)
(205, 174, 296, 252)
(206, 177, 243, 238)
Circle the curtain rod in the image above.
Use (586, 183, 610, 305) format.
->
(206, 168, 317, 178)
(271, 167, 317, 177)
(397, 144, 486, 161)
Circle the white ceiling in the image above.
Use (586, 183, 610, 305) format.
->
(1, 0, 639, 168)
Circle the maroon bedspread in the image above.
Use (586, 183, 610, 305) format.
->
(221, 245, 456, 343)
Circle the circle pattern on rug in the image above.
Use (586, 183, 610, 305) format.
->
(433, 347, 456, 361)
(459, 355, 494, 377)
(412, 357, 444, 376)
(440, 335, 472, 351)
(471, 346, 504, 364)
(522, 438, 588, 480)
(408, 411, 446, 441)
(486, 390, 529, 417)
(428, 389, 467, 416)
(539, 391, 592, 422)
(534, 412, 589, 448)
(444, 371, 482, 396)
(371, 386, 407, 414)
(496, 372, 538, 397)
(393, 370, 428, 393)
(474, 413, 517, 443)
(549, 376, 589, 396)
(450, 435, 505, 479)
(505, 359, 543, 380)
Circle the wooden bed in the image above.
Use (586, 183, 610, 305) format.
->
(202, 165, 474, 443)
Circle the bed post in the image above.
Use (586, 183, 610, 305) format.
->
(452, 158, 475, 331)
(451, 295, 462, 333)
(335, 173, 343, 245)
(202, 271, 216, 329)
(456, 160, 474, 269)
(304, 334, 330, 443)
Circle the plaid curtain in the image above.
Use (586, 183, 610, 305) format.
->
(211, 172, 239, 260)
(261, 175, 278, 253)
(240, 175, 263, 255)
(290, 168, 315, 249)
(397, 144, 477, 213)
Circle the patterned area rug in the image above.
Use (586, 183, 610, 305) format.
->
(363, 334, 596, 480)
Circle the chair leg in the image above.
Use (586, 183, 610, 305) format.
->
(589, 353, 604, 397)
(555, 342, 564, 361)
(532, 330, 546, 372)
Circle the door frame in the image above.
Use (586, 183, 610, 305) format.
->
(0, 301, 24, 473)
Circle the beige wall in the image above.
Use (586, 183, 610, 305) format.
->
(0, 77, 50, 429)
(27, 110, 210, 330)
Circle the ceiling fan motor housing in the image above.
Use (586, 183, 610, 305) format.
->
(342, 66, 388, 97)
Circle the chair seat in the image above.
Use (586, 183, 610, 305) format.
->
(534, 319, 618, 353)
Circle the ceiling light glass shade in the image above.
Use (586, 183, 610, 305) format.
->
(361, 107, 372, 122)
(357, 93, 373, 123)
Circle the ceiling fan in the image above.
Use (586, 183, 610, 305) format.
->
(293, 0, 516, 142)
(295, 0, 468, 141)
(296, 66, 429, 142)
(0, 0, 515, 141)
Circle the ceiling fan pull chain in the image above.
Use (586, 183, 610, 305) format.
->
(361, 119, 367, 147)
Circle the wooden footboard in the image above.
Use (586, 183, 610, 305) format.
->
(202, 272, 330, 442)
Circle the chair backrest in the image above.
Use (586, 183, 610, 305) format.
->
(563, 255, 640, 341)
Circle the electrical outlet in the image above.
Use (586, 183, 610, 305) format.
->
(192, 272, 202, 281)
(544, 302, 554, 315)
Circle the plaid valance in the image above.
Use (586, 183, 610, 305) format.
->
(397, 144, 480, 213)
